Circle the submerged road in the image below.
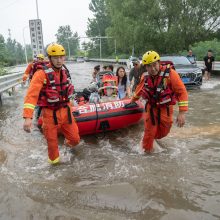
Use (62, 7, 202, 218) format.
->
(0, 62, 220, 220)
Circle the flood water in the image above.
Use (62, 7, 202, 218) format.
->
(0, 62, 220, 220)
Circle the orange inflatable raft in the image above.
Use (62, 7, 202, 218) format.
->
(72, 98, 144, 135)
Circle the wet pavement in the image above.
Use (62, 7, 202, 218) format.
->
(0, 62, 220, 220)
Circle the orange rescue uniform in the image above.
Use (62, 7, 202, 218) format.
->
(23, 66, 80, 163)
(131, 66, 188, 151)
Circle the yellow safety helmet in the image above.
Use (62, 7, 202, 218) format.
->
(142, 50, 160, 65)
(47, 43, 66, 56)
(36, 53, 45, 59)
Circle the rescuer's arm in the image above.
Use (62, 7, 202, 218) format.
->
(23, 70, 45, 132)
(130, 74, 145, 103)
(170, 69, 188, 127)
(22, 63, 33, 82)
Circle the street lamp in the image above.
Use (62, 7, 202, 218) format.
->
(36, 0, 39, 19)
(67, 39, 71, 59)
(99, 37, 102, 59)
(80, 36, 117, 59)
(114, 39, 117, 55)
(22, 26, 28, 64)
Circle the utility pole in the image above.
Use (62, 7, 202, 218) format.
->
(8, 29, 11, 39)
(78, 36, 116, 59)
(23, 26, 28, 64)
(67, 40, 71, 59)
(36, 0, 39, 19)
(114, 39, 117, 55)
(100, 38, 102, 59)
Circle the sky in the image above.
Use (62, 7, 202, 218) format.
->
(0, 0, 93, 46)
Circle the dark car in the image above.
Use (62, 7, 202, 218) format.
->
(160, 55, 202, 88)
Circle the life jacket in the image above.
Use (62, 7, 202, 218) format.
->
(141, 65, 176, 125)
(98, 74, 118, 97)
(160, 61, 175, 70)
(37, 66, 74, 124)
(29, 61, 50, 80)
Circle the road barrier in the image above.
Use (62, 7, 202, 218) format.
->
(88, 58, 127, 65)
(88, 58, 220, 71)
(0, 71, 23, 105)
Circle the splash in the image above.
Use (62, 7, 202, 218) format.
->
(200, 78, 220, 90)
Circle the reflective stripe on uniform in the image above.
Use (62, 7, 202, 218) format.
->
(178, 101, 188, 106)
(47, 98, 59, 103)
(48, 157, 60, 164)
(24, 103, 35, 110)
(159, 98, 171, 105)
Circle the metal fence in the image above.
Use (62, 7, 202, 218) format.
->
(0, 71, 23, 93)
(0, 71, 23, 105)
(88, 58, 220, 71)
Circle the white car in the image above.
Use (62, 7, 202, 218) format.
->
(76, 56, 84, 63)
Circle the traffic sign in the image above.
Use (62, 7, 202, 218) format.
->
(29, 19, 44, 58)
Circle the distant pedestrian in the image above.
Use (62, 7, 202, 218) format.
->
(129, 59, 142, 92)
(186, 49, 196, 64)
(115, 56, 119, 63)
(204, 49, 215, 80)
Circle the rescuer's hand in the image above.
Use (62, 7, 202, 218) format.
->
(22, 74, 28, 82)
(23, 118, 32, 133)
(176, 111, 185, 127)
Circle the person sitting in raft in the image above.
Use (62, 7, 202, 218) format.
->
(98, 74, 118, 102)
(91, 65, 100, 83)
(116, 66, 131, 99)
(105, 64, 114, 73)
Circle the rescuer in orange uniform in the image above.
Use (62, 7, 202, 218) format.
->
(23, 43, 80, 164)
(131, 51, 188, 152)
(22, 53, 45, 82)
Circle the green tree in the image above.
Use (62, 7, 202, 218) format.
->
(180, 38, 220, 60)
(55, 25, 79, 58)
(104, 0, 220, 55)
(86, 0, 112, 57)
(0, 33, 31, 67)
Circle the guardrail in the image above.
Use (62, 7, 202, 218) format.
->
(88, 58, 127, 65)
(0, 71, 23, 105)
(88, 58, 220, 71)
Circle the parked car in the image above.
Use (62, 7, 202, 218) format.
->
(160, 55, 202, 88)
(76, 56, 84, 63)
(84, 57, 89, 62)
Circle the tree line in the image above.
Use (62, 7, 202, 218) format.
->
(0, 34, 32, 70)
(1, 0, 220, 73)
(85, 0, 220, 58)
(0, 25, 80, 74)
